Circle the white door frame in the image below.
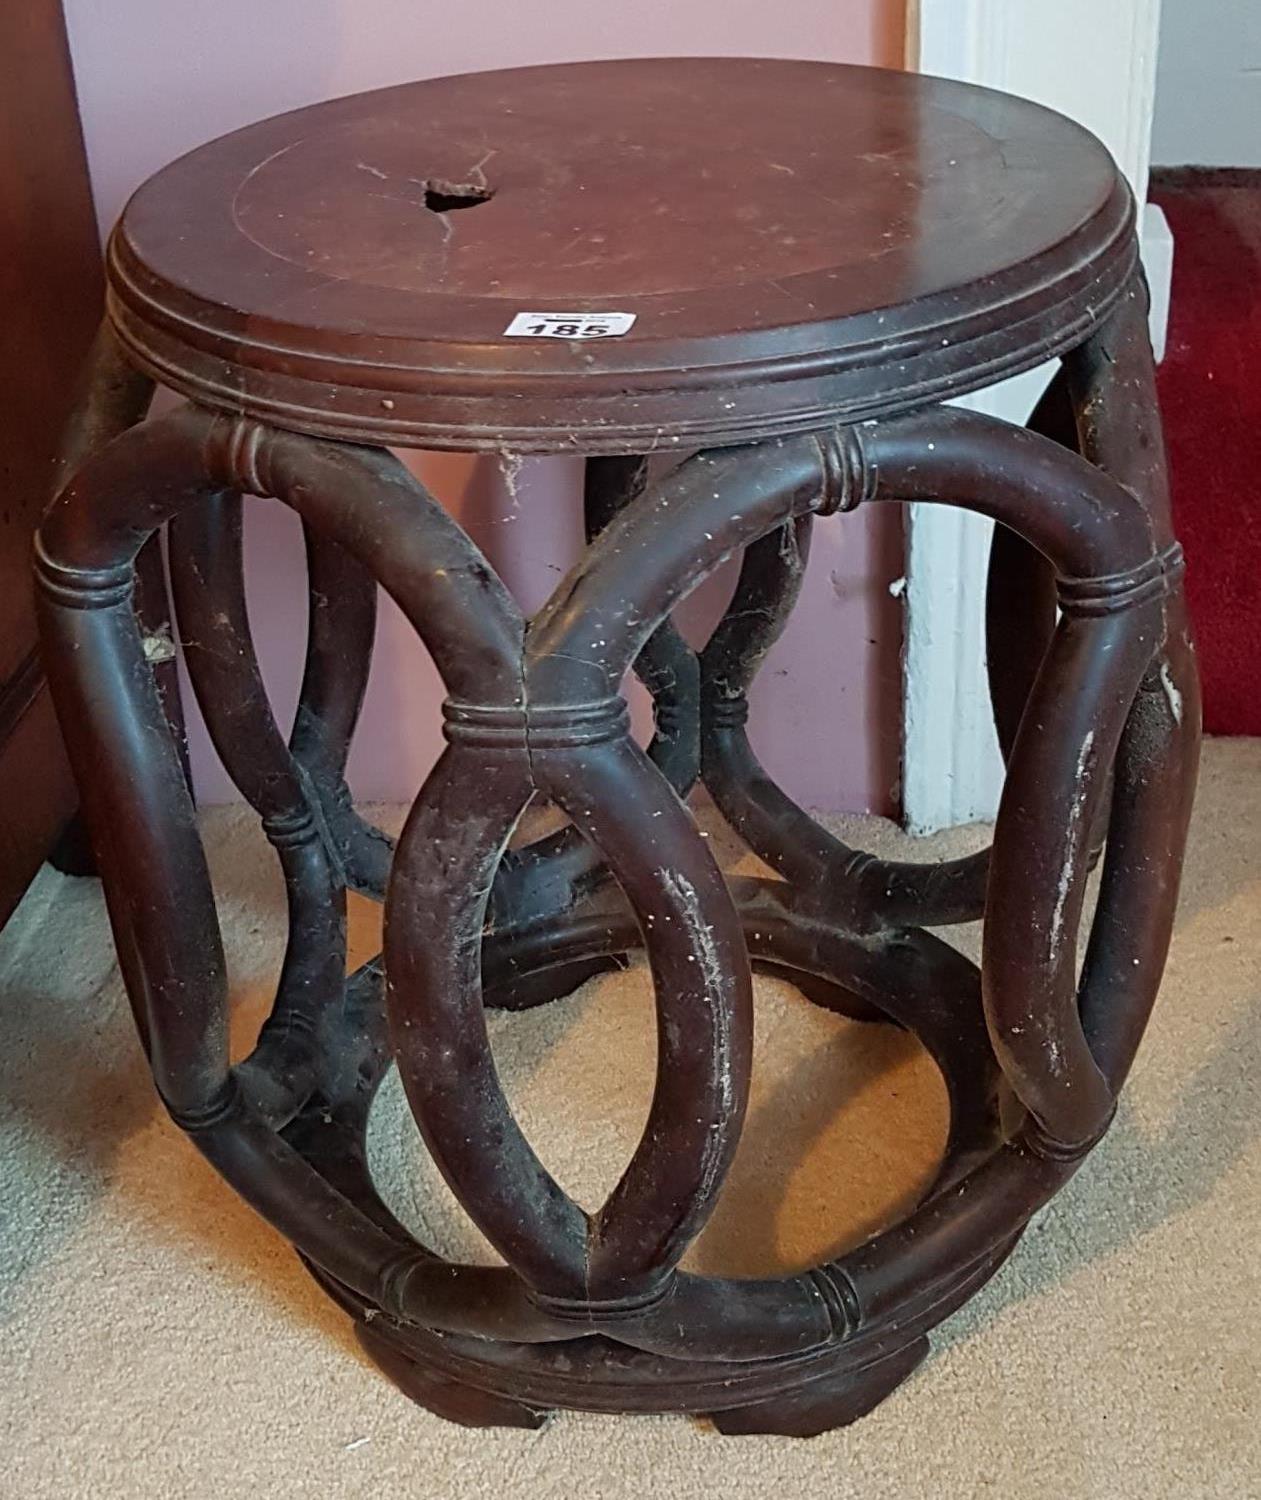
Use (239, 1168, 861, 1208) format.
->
(901, 0, 1168, 833)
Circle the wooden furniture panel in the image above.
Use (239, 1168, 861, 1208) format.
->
(0, 2, 104, 924)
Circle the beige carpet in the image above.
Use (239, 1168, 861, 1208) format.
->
(2, 738, 1259, 1499)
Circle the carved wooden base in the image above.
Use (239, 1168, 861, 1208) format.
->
(356, 1323, 551, 1432)
(283, 901, 1017, 1435)
(356, 1321, 933, 1438)
(707, 1341, 930, 1438)
(331, 1230, 1021, 1434)
(35, 276, 1199, 1438)
(329, 1257, 1001, 1436)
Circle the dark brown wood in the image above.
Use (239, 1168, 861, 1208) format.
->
(986, 373, 1072, 761)
(0, 0, 104, 922)
(106, 58, 1135, 453)
(34, 60, 1198, 1438)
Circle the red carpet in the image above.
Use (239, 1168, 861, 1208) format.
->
(1150, 169, 1261, 735)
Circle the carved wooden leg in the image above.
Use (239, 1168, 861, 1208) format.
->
(37, 409, 530, 1330)
(698, 483, 989, 931)
(584, 454, 701, 796)
(291, 524, 395, 897)
(986, 372, 1072, 761)
(851, 280, 1196, 1159)
(168, 492, 352, 1127)
(1063, 275, 1201, 1091)
(487, 452, 701, 942)
(46, 325, 184, 875)
(60, 330, 185, 768)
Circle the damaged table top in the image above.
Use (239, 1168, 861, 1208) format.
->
(106, 56, 1136, 452)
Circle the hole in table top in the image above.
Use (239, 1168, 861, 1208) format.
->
(421, 178, 494, 213)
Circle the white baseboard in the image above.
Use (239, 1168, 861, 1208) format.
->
(1143, 201, 1174, 362)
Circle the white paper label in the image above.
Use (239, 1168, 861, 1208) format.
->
(503, 311, 636, 340)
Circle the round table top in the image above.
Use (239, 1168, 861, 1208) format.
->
(107, 58, 1136, 452)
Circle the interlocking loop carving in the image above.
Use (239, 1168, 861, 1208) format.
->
(34, 277, 1199, 1432)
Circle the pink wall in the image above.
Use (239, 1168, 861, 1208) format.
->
(63, 1, 905, 814)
